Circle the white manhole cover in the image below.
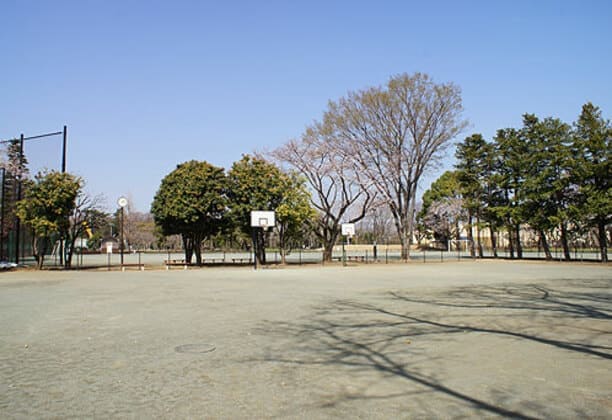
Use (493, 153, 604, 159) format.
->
(175, 344, 216, 354)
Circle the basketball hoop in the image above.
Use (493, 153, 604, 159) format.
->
(251, 211, 275, 228)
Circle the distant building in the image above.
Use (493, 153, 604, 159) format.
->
(100, 237, 120, 253)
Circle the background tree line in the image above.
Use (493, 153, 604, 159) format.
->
(0, 142, 158, 269)
(418, 103, 611, 262)
(7, 73, 609, 268)
(151, 72, 467, 264)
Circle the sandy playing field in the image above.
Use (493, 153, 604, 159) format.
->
(0, 261, 610, 418)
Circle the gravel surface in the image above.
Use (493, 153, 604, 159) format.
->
(0, 261, 610, 419)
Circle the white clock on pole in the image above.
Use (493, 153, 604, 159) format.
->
(117, 196, 128, 208)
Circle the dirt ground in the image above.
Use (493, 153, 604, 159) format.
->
(0, 261, 610, 419)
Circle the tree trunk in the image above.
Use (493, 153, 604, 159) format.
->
(278, 224, 287, 265)
(490, 225, 498, 258)
(539, 230, 552, 260)
(194, 236, 202, 265)
(400, 233, 410, 261)
(256, 229, 266, 265)
(323, 242, 334, 262)
(182, 234, 194, 264)
(65, 236, 77, 269)
(467, 211, 475, 257)
(319, 224, 340, 263)
(507, 225, 515, 259)
(34, 236, 47, 270)
(476, 214, 483, 258)
(515, 224, 523, 259)
(560, 223, 571, 261)
(406, 198, 416, 260)
(597, 219, 608, 263)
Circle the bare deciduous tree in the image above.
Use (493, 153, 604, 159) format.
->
(322, 73, 467, 259)
(271, 127, 374, 262)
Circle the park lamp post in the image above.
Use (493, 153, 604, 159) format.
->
(117, 196, 128, 266)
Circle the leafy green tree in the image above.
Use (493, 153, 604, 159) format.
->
(275, 173, 316, 264)
(227, 155, 287, 265)
(456, 134, 489, 257)
(520, 114, 574, 260)
(151, 160, 228, 265)
(572, 103, 611, 262)
(16, 171, 81, 269)
(493, 128, 528, 259)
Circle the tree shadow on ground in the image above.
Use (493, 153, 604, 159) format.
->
(386, 278, 612, 360)
(255, 278, 611, 418)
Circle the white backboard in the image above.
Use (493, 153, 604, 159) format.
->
(341, 223, 355, 236)
(251, 211, 275, 228)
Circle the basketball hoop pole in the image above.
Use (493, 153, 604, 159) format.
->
(342, 235, 346, 267)
(252, 227, 257, 270)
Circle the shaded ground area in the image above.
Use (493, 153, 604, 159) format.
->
(0, 261, 610, 418)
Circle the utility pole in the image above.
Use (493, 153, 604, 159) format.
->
(0, 168, 5, 261)
(15, 135, 23, 264)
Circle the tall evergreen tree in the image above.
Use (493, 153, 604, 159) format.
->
(493, 128, 527, 259)
(455, 134, 488, 257)
(521, 114, 574, 260)
(572, 103, 611, 262)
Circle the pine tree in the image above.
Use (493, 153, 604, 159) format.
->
(521, 114, 573, 260)
(493, 128, 528, 259)
(456, 134, 489, 257)
(572, 103, 611, 262)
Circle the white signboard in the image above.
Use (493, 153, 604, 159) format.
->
(106, 244, 113, 254)
(341, 223, 355, 237)
(250, 211, 275, 228)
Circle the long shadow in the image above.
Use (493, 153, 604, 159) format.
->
(258, 313, 541, 418)
(255, 280, 611, 418)
(390, 279, 612, 321)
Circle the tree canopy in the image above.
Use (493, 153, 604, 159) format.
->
(151, 160, 228, 264)
(227, 155, 290, 264)
(16, 171, 81, 269)
(319, 72, 468, 259)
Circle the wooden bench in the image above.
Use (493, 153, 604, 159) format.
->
(333, 255, 366, 262)
(164, 259, 190, 270)
(121, 263, 145, 272)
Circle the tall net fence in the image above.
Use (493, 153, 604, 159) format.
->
(0, 128, 66, 263)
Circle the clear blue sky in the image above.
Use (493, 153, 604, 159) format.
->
(2, 0, 611, 212)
